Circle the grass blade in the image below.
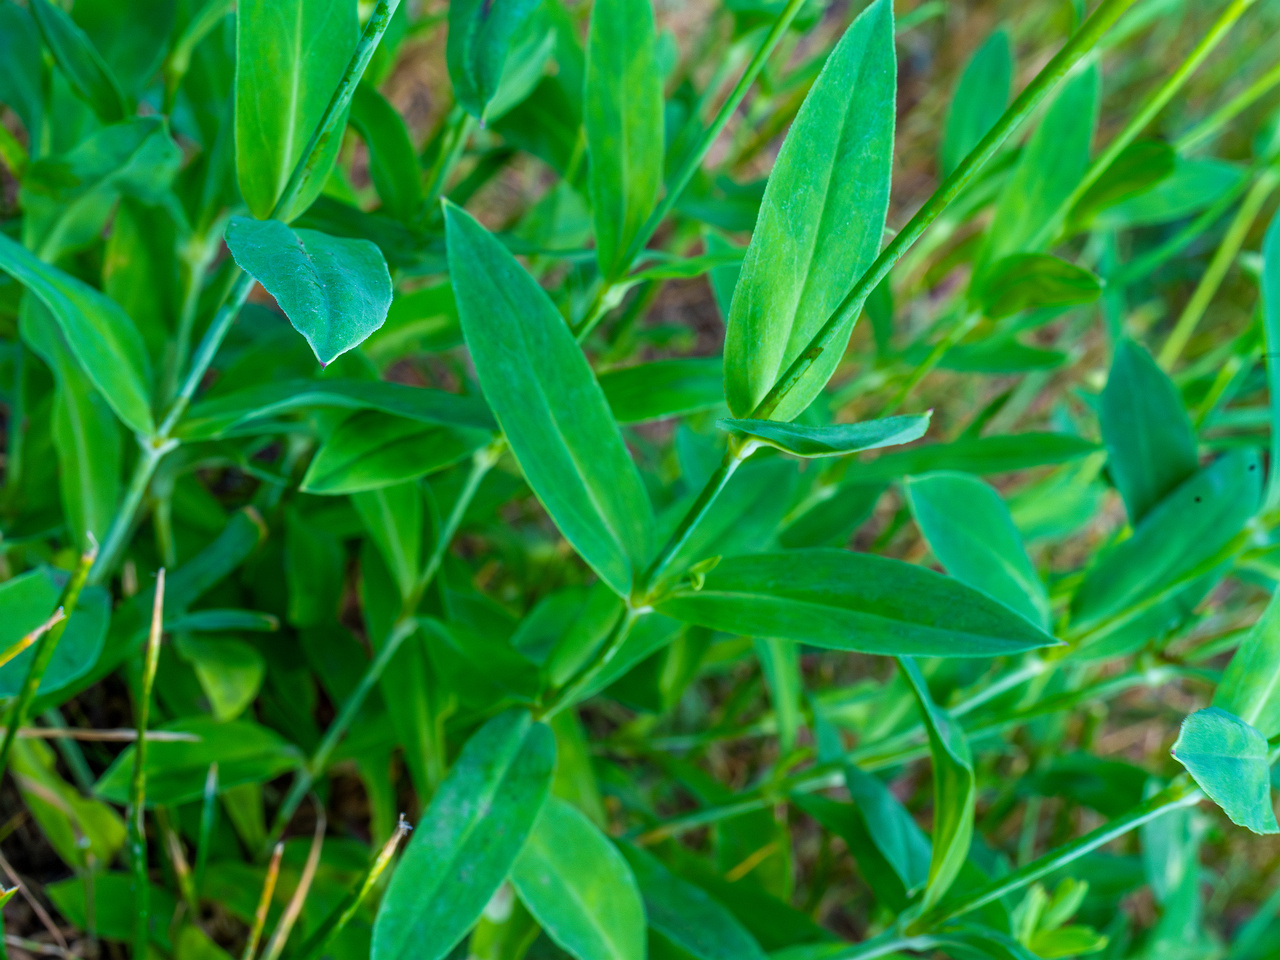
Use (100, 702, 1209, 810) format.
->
(129, 567, 165, 960)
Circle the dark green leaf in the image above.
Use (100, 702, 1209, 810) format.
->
(29, 0, 126, 122)
(1069, 139, 1175, 228)
(51, 351, 122, 547)
(350, 82, 423, 222)
(353, 481, 423, 602)
(1172, 707, 1278, 835)
(584, 0, 664, 279)
(656, 549, 1059, 657)
(234, 0, 356, 219)
(511, 796, 645, 960)
(941, 26, 1011, 176)
(0, 3, 43, 136)
(447, 0, 542, 120)
(718, 413, 929, 458)
(22, 117, 181, 206)
(0, 567, 110, 698)
(224, 217, 393, 366)
(851, 432, 1097, 483)
(1215, 591, 1280, 739)
(723, 0, 895, 420)
(977, 254, 1102, 319)
(445, 201, 654, 597)
(373, 709, 556, 960)
(599, 358, 724, 424)
(1095, 156, 1242, 229)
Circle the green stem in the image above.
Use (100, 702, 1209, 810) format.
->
(1029, 0, 1257, 249)
(1158, 166, 1280, 368)
(162, 0, 235, 114)
(540, 606, 641, 721)
(424, 107, 477, 212)
(89, 437, 177, 586)
(880, 309, 981, 415)
(129, 569, 165, 960)
(1177, 59, 1280, 154)
(0, 545, 95, 782)
(750, 0, 1140, 422)
(909, 780, 1200, 931)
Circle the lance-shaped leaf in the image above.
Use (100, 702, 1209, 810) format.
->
(619, 841, 768, 960)
(373, 710, 556, 960)
(224, 217, 393, 366)
(23, 117, 182, 207)
(655, 549, 1059, 657)
(599, 357, 724, 424)
(447, 0, 543, 120)
(29, 0, 126, 122)
(977, 253, 1102, 319)
(718, 413, 929, 458)
(0, 233, 153, 434)
(852, 432, 1096, 482)
(1215, 591, 1280, 739)
(723, 0, 895, 421)
(1098, 338, 1199, 524)
(353, 482, 423, 603)
(350, 82, 423, 222)
(905, 471, 1050, 629)
(940, 26, 1011, 176)
(900, 656, 976, 910)
(445, 201, 654, 597)
(1172, 708, 1279, 835)
(234, 0, 356, 220)
(512, 797, 645, 960)
(584, 0, 664, 280)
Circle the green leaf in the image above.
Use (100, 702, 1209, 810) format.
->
(619, 841, 769, 960)
(723, 0, 895, 421)
(177, 379, 495, 441)
(512, 796, 645, 960)
(0, 2, 43, 137)
(1216, 591, 1280, 739)
(95, 717, 302, 806)
(445, 201, 654, 597)
(23, 116, 182, 206)
(0, 232, 154, 434)
(234, 0, 356, 220)
(350, 82, 423, 222)
(373, 709, 556, 960)
(47, 873, 177, 952)
(754, 637, 802, 752)
(302, 410, 491, 495)
(353, 481, 423, 602)
(900, 656, 976, 910)
(655, 549, 1059, 657)
(599, 357, 724, 424)
(447, 0, 542, 120)
(1172, 707, 1278, 835)
(224, 217, 393, 366)
(1068, 139, 1175, 229)
(905, 471, 1050, 629)
(940, 26, 1011, 176)
(174, 635, 266, 722)
(0, 567, 110, 698)
(849, 431, 1097, 483)
(584, 0, 665, 279)
(29, 0, 126, 122)
(1099, 338, 1199, 524)
(718, 414, 929, 458)
(1072, 450, 1260, 634)
(1095, 155, 1242, 229)
(977, 254, 1102, 319)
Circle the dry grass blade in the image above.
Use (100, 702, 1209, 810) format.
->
(243, 842, 285, 960)
(0, 851, 67, 952)
(261, 802, 326, 960)
(0, 609, 65, 671)
(0, 728, 199, 742)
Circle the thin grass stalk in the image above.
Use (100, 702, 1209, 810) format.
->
(262, 805, 326, 960)
(129, 568, 165, 960)
(195, 762, 219, 896)
(0, 541, 96, 782)
(1177, 59, 1280, 153)
(0, 609, 65, 671)
(243, 843, 285, 960)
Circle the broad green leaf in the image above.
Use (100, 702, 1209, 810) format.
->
(755, 637, 802, 752)
(900, 656, 976, 910)
(224, 217, 393, 365)
(1095, 156, 1242, 229)
(0, 232, 154, 434)
(354, 481, 423, 602)
(178, 378, 495, 440)
(445, 202, 654, 597)
(779, 481, 885, 549)
(718, 414, 929, 458)
(977, 254, 1102, 319)
(1098, 339, 1198, 524)
(905, 471, 1050, 629)
(1216, 591, 1280, 738)
(1072, 450, 1260, 634)
(584, 0, 664, 279)
(599, 357, 724, 423)
(104, 199, 182, 362)
(1172, 707, 1278, 835)
(656, 549, 1058, 657)
(979, 61, 1098, 270)
(512, 796, 645, 960)
(941, 26, 1012, 176)
(0, 567, 110, 698)
(723, 0, 895, 421)
(302, 409, 491, 494)
(95, 717, 302, 806)
(48, 873, 177, 952)
(350, 82, 423, 222)
(373, 709, 556, 960)
(851, 432, 1096, 482)
(70, 0, 176, 95)
(1068, 139, 1175, 229)
(447, 0, 542, 120)
(174, 635, 266, 722)
(619, 842, 768, 960)
(234, 0, 356, 220)
(29, 0, 126, 122)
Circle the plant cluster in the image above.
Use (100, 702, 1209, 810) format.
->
(2, 0, 1280, 957)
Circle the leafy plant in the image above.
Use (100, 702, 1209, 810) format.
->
(1, 0, 1280, 957)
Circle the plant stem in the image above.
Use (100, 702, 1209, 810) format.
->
(1177, 59, 1280, 154)
(424, 107, 476, 212)
(243, 843, 284, 960)
(880, 309, 981, 415)
(750, 0, 1140, 422)
(0, 543, 95, 782)
(1158, 166, 1280, 368)
(129, 569, 165, 960)
(91, 437, 178, 585)
(540, 606, 641, 721)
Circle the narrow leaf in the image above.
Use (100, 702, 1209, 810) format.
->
(1216, 592, 1280, 739)
(447, 0, 542, 120)
(599, 357, 724, 424)
(718, 414, 929, 458)
(940, 27, 1011, 176)
(350, 82, 423, 222)
(29, 0, 126, 122)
